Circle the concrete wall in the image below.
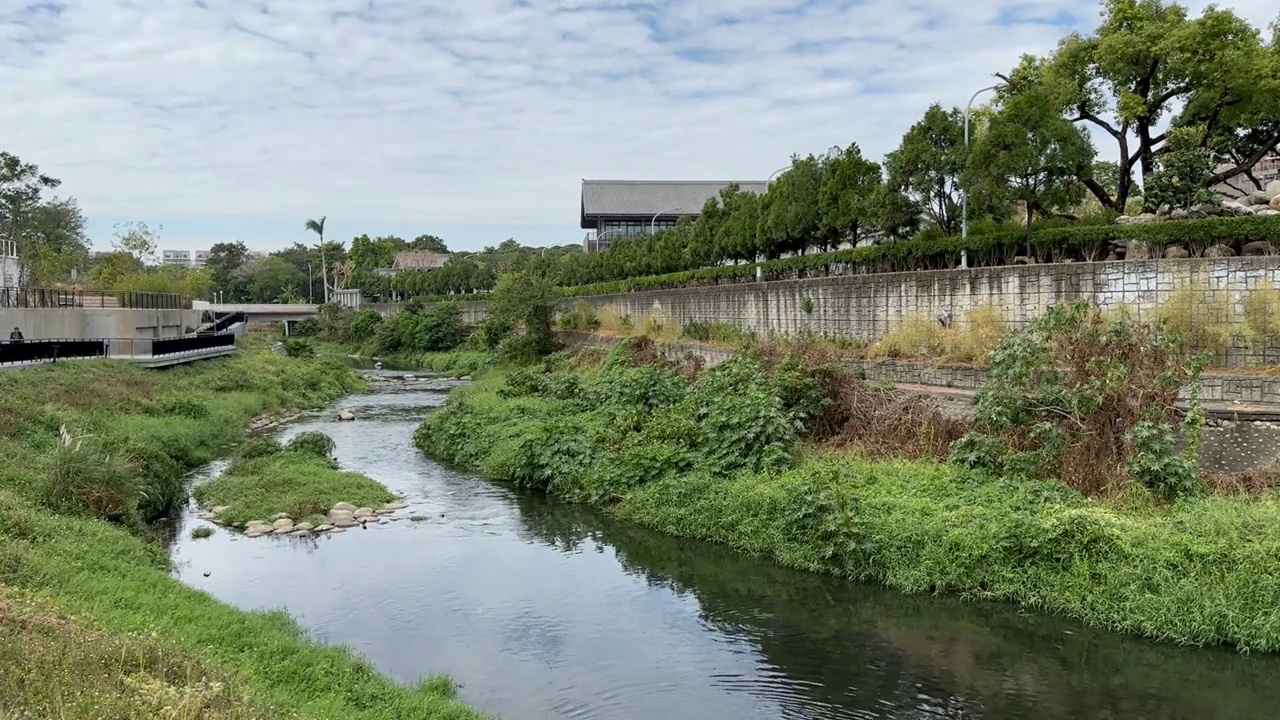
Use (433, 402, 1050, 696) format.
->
(368, 300, 488, 325)
(0, 308, 203, 340)
(571, 257, 1280, 367)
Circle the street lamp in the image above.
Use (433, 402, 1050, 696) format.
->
(962, 81, 1005, 269)
(594, 229, 622, 254)
(765, 166, 789, 190)
(650, 207, 682, 235)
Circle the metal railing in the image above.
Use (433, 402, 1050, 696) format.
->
(199, 311, 247, 334)
(0, 287, 190, 309)
(153, 333, 235, 356)
(1, 332, 236, 365)
(0, 339, 107, 365)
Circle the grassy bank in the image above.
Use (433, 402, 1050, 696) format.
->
(0, 335, 486, 718)
(415, 342, 1280, 652)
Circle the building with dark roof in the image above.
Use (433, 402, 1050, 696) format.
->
(580, 180, 769, 252)
(374, 251, 451, 277)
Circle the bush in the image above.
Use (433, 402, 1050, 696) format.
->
(235, 436, 282, 460)
(284, 431, 336, 459)
(682, 320, 754, 344)
(953, 302, 1204, 498)
(281, 338, 315, 358)
(557, 300, 601, 332)
(349, 309, 383, 339)
(41, 426, 140, 525)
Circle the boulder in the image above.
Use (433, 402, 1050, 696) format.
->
(1204, 244, 1236, 258)
(272, 517, 295, 530)
(1156, 203, 1172, 216)
(1245, 190, 1272, 206)
(272, 526, 294, 535)
(1267, 179, 1280, 199)
(270, 512, 291, 521)
(460, 376, 472, 382)
(383, 501, 409, 510)
(337, 410, 356, 422)
(1194, 202, 1222, 217)
(313, 524, 334, 532)
(1242, 241, 1276, 257)
(1164, 246, 1190, 259)
(1222, 201, 1255, 217)
(1116, 213, 1159, 226)
(374, 508, 395, 515)
(245, 531, 266, 539)
(334, 518, 359, 528)
(353, 507, 376, 518)
(1271, 195, 1280, 212)
(1124, 241, 1156, 260)
(332, 502, 357, 512)
(1170, 209, 1190, 220)
(1258, 208, 1280, 217)
(293, 522, 314, 531)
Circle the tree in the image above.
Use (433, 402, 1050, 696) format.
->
(885, 105, 967, 235)
(869, 187, 920, 240)
(0, 151, 60, 249)
(968, 87, 1095, 249)
(246, 256, 307, 304)
(305, 216, 328, 303)
(1143, 126, 1217, 210)
(763, 154, 824, 255)
(1016, 0, 1280, 212)
(409, 234, 449, 253)
(112, 221, 159, 265)
(488, 272, 558, 357)
(818, 143, 883, 246)
(24, 197, 89, 285)
(206, 242, 249, 299)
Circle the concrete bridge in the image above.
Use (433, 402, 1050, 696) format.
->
(194, 302, 320, 324)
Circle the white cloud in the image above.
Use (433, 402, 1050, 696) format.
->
(0, 0, 1275, 250)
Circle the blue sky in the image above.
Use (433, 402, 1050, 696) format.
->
(0, 0, 1275, 254)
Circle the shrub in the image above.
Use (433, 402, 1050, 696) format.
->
(682, 320, 754, 345)
(349, 309, 383, 339)
(284, 431, 336, 459)
(236, 436, 282, 460)
(281, 338, 315, 358)
(1242, 283, 1280, 354)
(292, 317, 322, 337)
(557, 300, 601, 332)
(41, 426, 140, 525)
(868, 317, 945, 359)
(953, 302, 1204, 498)
(1150, 284, 1231, 360)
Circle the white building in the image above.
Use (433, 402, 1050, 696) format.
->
(1, 240, 18, 287)
(161, 249, 210, 268)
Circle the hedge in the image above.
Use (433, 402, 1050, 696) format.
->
(559, 215, 1280, 298)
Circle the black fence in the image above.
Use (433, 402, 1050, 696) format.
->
(152, 332, 235, 357)
(0, 287, 189, 309)
(0, 339, 107, 365)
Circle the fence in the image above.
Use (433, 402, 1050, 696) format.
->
(0, 339, 107, 365)
(0, 287, 189, 309)
(200, 311, 246, 334)
(0, 332, 236, 365)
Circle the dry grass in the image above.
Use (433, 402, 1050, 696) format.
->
(1242, 284, 1280, 353)
(0, 587, 275, 719)
(595, 305, 633, 336)
(867, 304, 1008, 364)
(1151, 284, 1232, 360)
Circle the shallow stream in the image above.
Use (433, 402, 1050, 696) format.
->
(170, 373, 1280, 719)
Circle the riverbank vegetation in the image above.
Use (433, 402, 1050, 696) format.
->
(195, 433, 395, 527)
(0, 335, 485, 718)
(417, 306, 1280, 651)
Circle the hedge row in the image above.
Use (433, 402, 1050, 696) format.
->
(559, 215, 1280, 298)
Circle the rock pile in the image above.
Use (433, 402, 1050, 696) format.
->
(213, 500, 412, 539)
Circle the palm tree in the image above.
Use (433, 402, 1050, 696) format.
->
(304, 216, 328, 304)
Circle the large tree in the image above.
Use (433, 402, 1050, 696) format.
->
(206, 241, 249, 299)
(818, 142, 882, 246)
(409, 234, 449, 253)
(884, 105, 967, 235)
(1013, 0, 1280, 212)
(968, 88, 1096, 248)
(763, 154, 824, 255)
(0, 151, 60, 248)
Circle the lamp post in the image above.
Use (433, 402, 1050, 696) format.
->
(594, 229, 622, 254)
(765, 166, 789, 190)
(650, 207, 682, 235)
(962, 82, 1004, 269)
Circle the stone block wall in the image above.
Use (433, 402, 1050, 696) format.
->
(572, 257, 1280, 368)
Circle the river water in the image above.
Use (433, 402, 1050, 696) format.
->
(170, 374, 1280, 720)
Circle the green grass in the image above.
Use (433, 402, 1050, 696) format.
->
(0, 492, 487, 719)
(416, 359, 1280, 652)
(194, 452, 396, 527)
(0, 332, 487, 719)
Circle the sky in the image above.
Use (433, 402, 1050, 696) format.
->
(0, 0, 1276, 254)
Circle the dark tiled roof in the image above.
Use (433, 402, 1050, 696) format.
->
(580, 180, 768, 227)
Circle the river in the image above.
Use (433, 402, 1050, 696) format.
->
(169, 373, 1280, 719)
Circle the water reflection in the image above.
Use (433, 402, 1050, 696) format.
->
(170, 381, 1280, 720)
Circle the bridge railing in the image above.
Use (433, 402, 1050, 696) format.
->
(1, 332, 236, 365)
(0, 287, 190, 310)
